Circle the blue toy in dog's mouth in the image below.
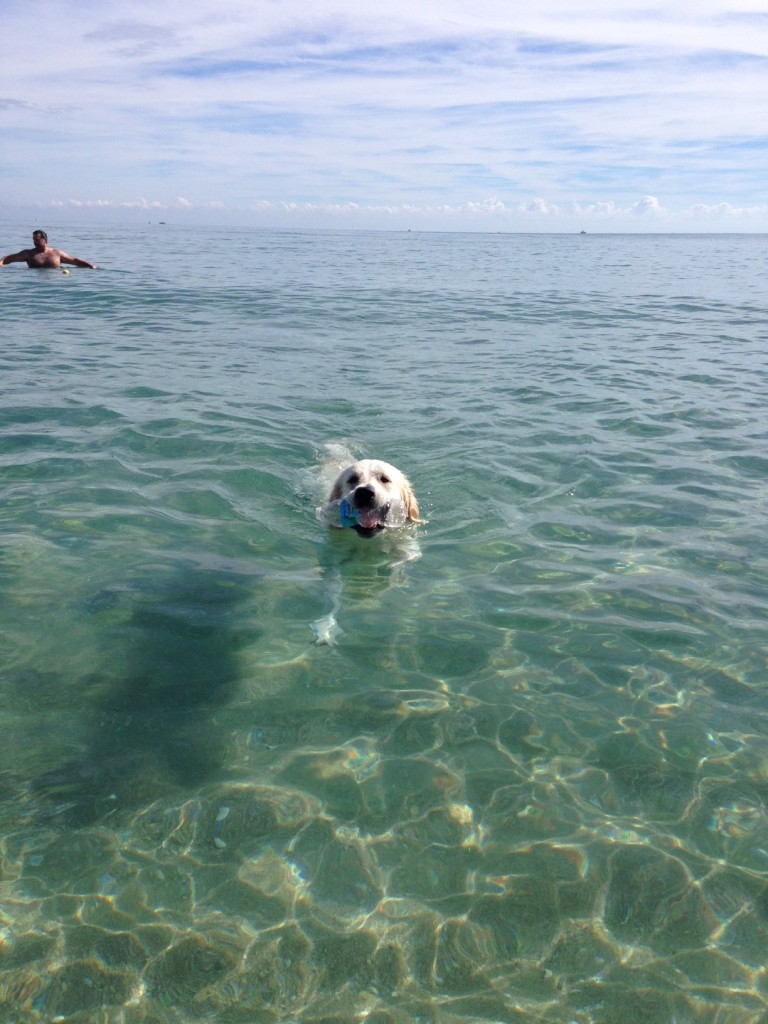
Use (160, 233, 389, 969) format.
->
(317, 497, 408, 535)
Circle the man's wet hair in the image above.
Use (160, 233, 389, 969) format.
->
(32, 229, 48, 241)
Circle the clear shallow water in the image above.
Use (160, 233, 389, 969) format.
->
(1, 225, 768, 1022)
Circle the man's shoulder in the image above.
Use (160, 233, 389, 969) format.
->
(2, 247, 35, 263)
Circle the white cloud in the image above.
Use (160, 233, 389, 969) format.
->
(689, 201, 768, 218)
(630, 196, 663, 216)
(2, 1, 767, 229)
(522, 199, 559, 216)
(20, 192, 745, 233)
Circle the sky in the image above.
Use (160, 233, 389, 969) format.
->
(2, 0, 768, 232)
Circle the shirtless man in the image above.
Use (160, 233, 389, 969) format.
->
(0, 230, 96, 269)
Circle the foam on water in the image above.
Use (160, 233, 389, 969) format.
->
(1, 224, 768, 1021)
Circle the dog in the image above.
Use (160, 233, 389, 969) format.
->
(320, 459, 420, 539)
(312, 457, 421, 644)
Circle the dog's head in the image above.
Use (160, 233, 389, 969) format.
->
(327, 459, 420, 539)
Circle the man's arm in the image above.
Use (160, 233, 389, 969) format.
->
(59, 252, 97, 269)
(0, 249, 31, 266)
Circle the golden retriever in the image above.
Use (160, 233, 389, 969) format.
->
(320, 459, 420, 539)
(312, 456, 421, 643)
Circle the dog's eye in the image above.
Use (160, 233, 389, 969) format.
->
(348, 473, 359, 487)
(379, 474, 391, 484)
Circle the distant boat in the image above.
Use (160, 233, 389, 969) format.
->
(580, 229, 587, 235)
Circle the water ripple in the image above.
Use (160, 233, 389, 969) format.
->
(1, 228, 767, 1020)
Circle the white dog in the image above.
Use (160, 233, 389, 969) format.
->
(318, 459, 420, 538)
(313, 458, 421, 644)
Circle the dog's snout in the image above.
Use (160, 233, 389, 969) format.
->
(354, 484, 376, 508)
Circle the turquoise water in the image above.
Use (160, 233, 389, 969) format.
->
(1, 225, 768, 1022)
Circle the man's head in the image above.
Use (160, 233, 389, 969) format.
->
(32, 230, 48, 247)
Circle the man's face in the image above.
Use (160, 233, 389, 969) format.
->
(32, 232, 46, 249)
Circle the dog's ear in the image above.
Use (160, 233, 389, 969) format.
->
(402, 482, 420, 522)
(329, 478, 344, 502)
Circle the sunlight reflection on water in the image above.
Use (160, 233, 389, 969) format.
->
(1, 227, 768, 1021)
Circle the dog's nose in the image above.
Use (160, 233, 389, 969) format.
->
(354, 484, 376, 508)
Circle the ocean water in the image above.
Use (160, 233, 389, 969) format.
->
(1, 224, 767, 1023)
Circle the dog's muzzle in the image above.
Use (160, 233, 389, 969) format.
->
(352, 486, 390, 537)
